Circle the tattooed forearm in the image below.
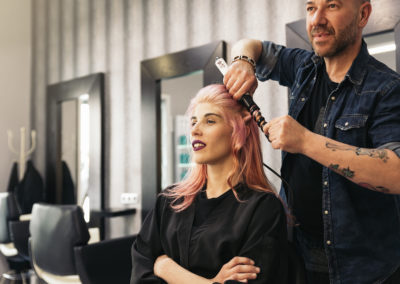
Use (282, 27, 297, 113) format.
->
(326, 142, 389, 163)
(354, 148, 389, 162)
(329, 164, 355, 178)
(329, 164, 391, 192)
(358, 183, 390, 194)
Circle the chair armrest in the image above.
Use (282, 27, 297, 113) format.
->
(19, 214, 32, 221)
(9, 220, 30, 260)
(74, 235, 136, 284)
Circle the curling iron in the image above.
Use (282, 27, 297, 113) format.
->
(215, 57, 270, 141)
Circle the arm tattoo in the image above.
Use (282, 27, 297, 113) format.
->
(358, 183, 390, 194)
(329, 165, 391, 193)
(326, 142, 389, 163)
(329, 164, 355, 178)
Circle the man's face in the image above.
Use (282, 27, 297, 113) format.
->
(306, 0, 363, 58)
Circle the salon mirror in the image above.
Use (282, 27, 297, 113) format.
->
(160, 71, 203, 188)
(46, 73, 105, 218)
(141, 41, 226, 220)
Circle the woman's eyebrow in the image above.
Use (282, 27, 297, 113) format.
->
(191, 113, 222, 120)
(204, 113, 222, 118)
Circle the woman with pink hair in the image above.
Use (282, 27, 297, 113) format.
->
(131, 84, 288, 284)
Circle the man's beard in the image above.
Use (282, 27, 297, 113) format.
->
(310, 16, 358, 58)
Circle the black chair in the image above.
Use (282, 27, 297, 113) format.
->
(0, 192, 33, 283)
(29, 203, 135, 284)
(9, 220, 31, 263)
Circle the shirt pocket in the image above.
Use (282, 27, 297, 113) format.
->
(334, 115, 368, 146)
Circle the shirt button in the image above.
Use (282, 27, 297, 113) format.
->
(327, 240, 332, 245)
(323, 123, 328, 128)
(345, 122, 349, 126)
(301, 97, 305, 102)
(331, 96, 336, 101)
(324, 181, 328, 186)
(324, 210, 329, 215)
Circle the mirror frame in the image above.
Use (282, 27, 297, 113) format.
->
(141, 41, 226, 219)
(46, 73, 105, 211)
(286, 0, 400, 71)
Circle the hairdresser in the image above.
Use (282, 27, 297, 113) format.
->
(223, 1, 400, 283)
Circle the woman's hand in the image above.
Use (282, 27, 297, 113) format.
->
(211, 257, 260, 283)
(153, 254, 171, 278)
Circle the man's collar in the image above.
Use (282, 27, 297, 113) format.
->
(345, 39, 369, 86)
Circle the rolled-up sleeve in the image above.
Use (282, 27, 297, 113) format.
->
(369, 81, 400, 148)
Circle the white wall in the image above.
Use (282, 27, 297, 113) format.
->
(0, 1, 31, 192)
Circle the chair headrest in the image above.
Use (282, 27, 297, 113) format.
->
(30, 203, 90, 276)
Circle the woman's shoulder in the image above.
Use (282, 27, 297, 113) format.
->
(239, 184, 284, 210)
(239, 184, 279, 199)
(156, 185, 187, 209)
(239, 185, 287, 229)
(156, 186, 176, 204)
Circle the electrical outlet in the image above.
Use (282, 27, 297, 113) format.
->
(120, 193, 138, 205)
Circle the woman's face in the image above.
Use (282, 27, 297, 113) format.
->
(190, 102, 234, 166)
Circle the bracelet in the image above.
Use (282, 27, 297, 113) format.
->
(232, 55, 256, 71)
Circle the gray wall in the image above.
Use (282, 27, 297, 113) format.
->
(0, 0, 31, 274)
(31, 0, 306, 237)
(0, 1, 32, 192)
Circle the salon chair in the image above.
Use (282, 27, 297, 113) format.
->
(0, 192, 33, 284)
(29, 203, 136, 284)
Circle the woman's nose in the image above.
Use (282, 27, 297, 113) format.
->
(190, 123, 202, 137)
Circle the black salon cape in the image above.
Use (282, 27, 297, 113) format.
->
(131, 184, 288, 284)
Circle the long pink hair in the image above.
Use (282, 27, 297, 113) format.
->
(164, 84, 274, 211)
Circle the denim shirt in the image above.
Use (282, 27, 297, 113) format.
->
(256, 40, 400, 284)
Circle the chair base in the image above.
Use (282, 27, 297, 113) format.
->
(0, 269, 37, 284)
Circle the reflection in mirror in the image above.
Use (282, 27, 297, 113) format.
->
(57, 99, 79, 204)
(160, 71, 203, 189)
(79, 94, 90, 221)
(60, 94, 91, 221)
(365, 32, 396, 71)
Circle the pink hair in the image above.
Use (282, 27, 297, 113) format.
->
(164, 84, 274, 211)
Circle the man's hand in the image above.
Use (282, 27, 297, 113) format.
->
(211, 256, 260, 283)
(263, 115, 312, 154)
(224, 60, 258, 100)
